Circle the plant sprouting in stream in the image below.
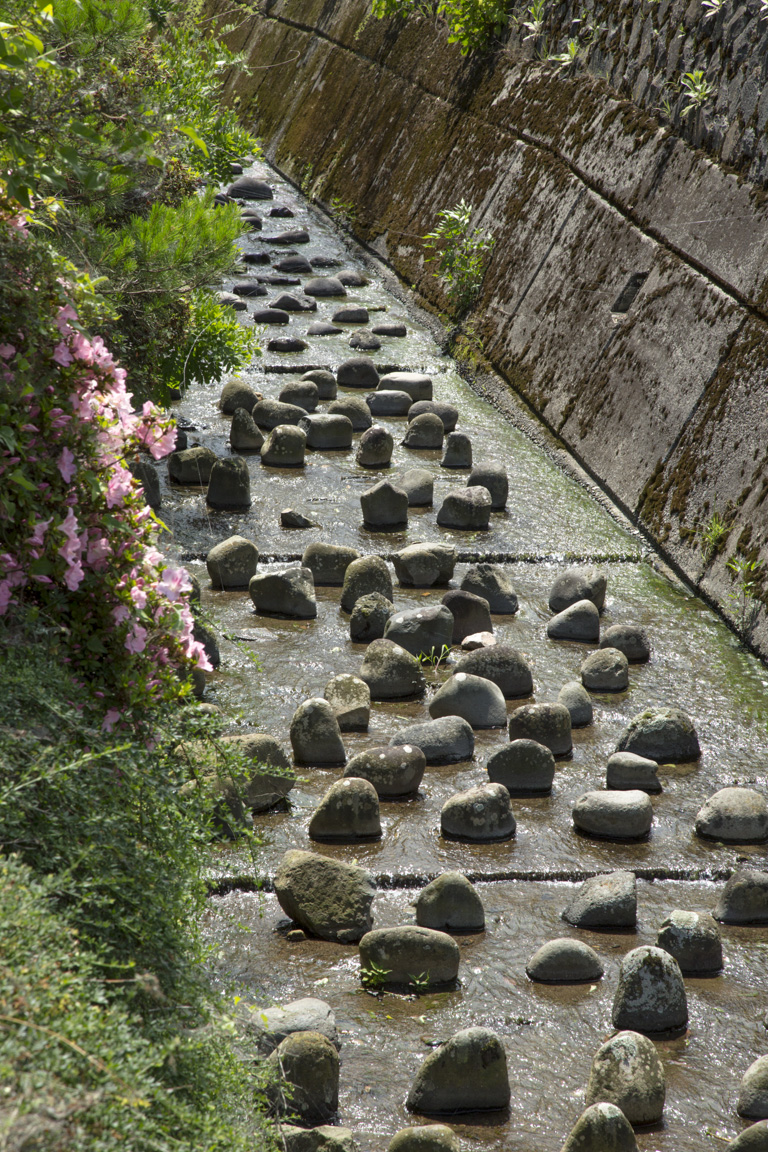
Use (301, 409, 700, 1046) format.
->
(423, 200, 495, 316)
(726, 556, 764, 638)
(417, 644, 453, 668)
(361, 960, 392, 991)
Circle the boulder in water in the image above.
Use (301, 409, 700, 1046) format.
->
(428, 672, 507, 729)
(557, 681, 593, 727)
(508, 702, 572, 756)
(328, 396, 372, 431)
(168, 445, 217, 485)
(359, 925, 459, 987)
(581, 647, 629, 692)
(487, 739, 555, 794)
(402, 412, 444, 450)
(206, 535, 258, 589)
(302, 543, 360, 586)
(390, 716, 474, 765)
(600, 623, 650, 662)
(466, 463, 508, 509)
(341, 555, 394, 613)
(368, 390, 413, 417)
(357, 425, 394, 468)
(405, 1027, 510, 1113)
(393, 542, 456, 586)
(378, 371, 433, 402)
(337, 356, 379, 390)
(585, 1030, 666, 1123)
(361, 479, 409, 529)
(359, 638, 426, 700)
(606, 751, 661, 793)
(526, 938, 604, 983)
(460, 564, 518, 613)
(343, 745, 425, 797)
(266, 1031, 339, 1127)
(388, 1127, 458, 1152)
(349, 591, 395, 642)
(739, 1057, 768, 1119)
(207, 456, 251, 509)
(230, 407, 264, 451)
(616, 707, 700, 762)
(559, 1102, 638, 1152)
(279, 380, 319, 412)
(695, 787, 768, 843)
(302, 369, 337, 399)
(562, 871, 637, 928)
(437, 487, 492, 530)
(440, 432, 472, 469)
(612, 946, 687, 1034)
(440, 782, 516, 841)
(441, 589, 492, 644)
(260, 425, 306, 467)
(220, 377, 262, 414)
(547, 600, 600, 642)
(251, 997, 338, 1055)
(415, 872, 485, 932)
(274, 850, 375, 943)
(308, 777, 381, 842)
(572, 790, 653, 840)
(455, 645, 533, 698)
(398, 469, 434, 506)
(383, 604, 454, 658)
(656, 910, 723, 973)
(324, 673, 370, 732)
(409, 400, 458, 430)
(715, 868, 768, 924)
(249, 566, 317, 619)
(549, 568, 607, 613)
(290, 698, 346, 766)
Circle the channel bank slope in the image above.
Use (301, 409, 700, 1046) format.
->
(209, 0, 768, 655)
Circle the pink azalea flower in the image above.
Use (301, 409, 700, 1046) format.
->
(53, 341, 73, 367)
(101, 708, 121, 732)
(55, 304, 77, 334)
(63, 560, 84, 591)
(0, 344, 16, 359)
(0, 580, 13, 614)
(28, 518, 51, 548)
(125, 624, 147, 654)
(130, 585, 147, 610)
(57, 446, 76, 482)
(86, 537, 110, 567)
(106, 465, 134, 509)
(112, 604, 131, 625)
(156, 566, 191, 603)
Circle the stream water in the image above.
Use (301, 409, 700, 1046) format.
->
(161, 159, 768, 1151)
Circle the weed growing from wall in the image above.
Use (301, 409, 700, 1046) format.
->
(423, 199, 495, 316)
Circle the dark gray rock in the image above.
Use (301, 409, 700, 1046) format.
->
(168, 445, 216, 485)
(384, 603, 454, 658)
(616, 707, 700, 762)
(393, 543, 456, 586)
(332, 306, 369, 324)
(328, 396, 372, 431)
(557, 681, 593, 727)
(309, 777, 380, 841)
(129, 459, 161, 510)
(252, 308, 290, 325)
(441, 589, 492, 644)
(341, 555, 393, 612)
(324, 673, 370, 732)
(600, 624, 651, 663)
(220, 733, 295, 813)
(304, 276, 346, 297)
(343, 745, 426, 797)
(586, 1030, 666, 1123)
(261, 425, 306, 467)
(508, 702, 572, 755)
(372, 322, 408, 338)
(581, 647, 629, 692)
(230, 407, 264, 451)
(378, 372, 433, 402)
(232, 279, 266, 295)
(241, 252, 271, 265)
(402, 412, 444, 450)
(337, 357, 379, 390)
(455, 645, 533, 698)
(390, 716, 474, 765)
(250, 566, 316, 619)
(559, 1103, 638, 1152)
(408, 401, 458, 431)
(302, 543, 360, 586)
(368, 390, 413, 417)
(302, 369, 337, 400)
(270, 333, 310, 350)
(274, 849, 374, 943)
(299, 414, 354, 450)
(349, 330, 381, 351)
(266, 1031, 339, 1127)
(726, 1122, 768, 1151)
(549, 568, 607, 613)
(388, 1126, 457, 1152)
(415, 872, 484, 932)
(361, 479, 409, 529)
(193, 619, 220, 667)
(563, 871, 637, 928)
(336, 269, 367, 286)
(715, 869, 768, 924)
(219, 290, 247, 311)
(349, 591, 395, 642)
(399, 469, 434, 507)
(526, 938, 604, 983)
(572, 790, 653, 839)
(251, 997, 338, 1056)
(429, 672, 507, 729)
(606, 751, 661, 793)
(206, 535, 258, 589)
(263, 229, 310, 244)
(276, 255, 313, 273)
(228, 176, 273, 199)
(359, 925, 459, 987)
(487, 739, 555, 794)
(405, 1028, 510, 1113)
(466, 463, 508, 509)
(252, 399, 306, 429)
(308, 322, 343, 336)
(357, 425, 394, 467)
(547, 599, 600, 642)
(440, 432, 472, 469)
(656, 910, 722, 973)
(739, 1057, 768, 1119)
(207, 456, 251, 509)
(460, 564, 518, 613)
(290, 698, 346, 766)
(359, 638, 426, 700)
(220, 378, 262, 414)
(279, 380, 319, 412)
(612, 946, 688, 1034)
(695, 787, 768, 843)
(437, 487, 492, 530)
(441, 782, 516, 841)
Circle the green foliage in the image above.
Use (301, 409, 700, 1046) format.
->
(417, 644, 452, 667)
(360, 960, 391, 990)
(408, 971, 431, 993)
(423, 199, 495, 315)
(700, 506, 730, 562)
(550, 36, 580, 66)
(680, 70, 716, 117)
(371, 0, 507, 54)
(701, 0, 725, 17)
(330, 195, 358, 231)
(726, 556, 764, 637)
(520, 0, 546, 40)
(160, 290, 261, 392)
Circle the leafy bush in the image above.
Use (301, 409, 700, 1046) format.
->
(371, 0, 508, 53)
(423, 198, 495, 314)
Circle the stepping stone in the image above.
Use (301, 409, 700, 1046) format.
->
(263, 229, 310, 244)
(266, 1032, 339, 1126)
(384, 604, 454, 658)
(461, 631, 495, 650)
(359, 638, 425, 700)
(232, 281, 267, 297)
(274, 849, 374, 942)
(393, 543, 457, 587)
(343, 745, 425, 797)
(390, 716, 474, 765)
(251, 997, 338, 1055)
(260, 425, 306, 467)
(253, 399, 306, 429)
(656, 910, 723, 973)
(572, 790, 653, 839)
(361, 479, 408, 529)
(290, 698, 346, 766)
(714, 868, 768, 923)
(695, 787, 768, 842)
(368, 390, 413, 416)
(606, 751, 660, 792)
(269, 205, 294, 217)
(328, 396, 372, 431)
(219, 733, 296, 812)
(547, 599, 600, 641)
(207, 456, 251, 509)
(405, 1028, 510, 1113)
(399, 469, 434, 506)
(526, 938, 604, 983)
(270, 292, 317, 312)
(357, 424, 393, 467)
(337, 356, 379, 389)
(557, 681, 593, 726)
(428, 672, 507, 729)
(252, 308, 290, 325)
(349, 591, 395, 642)
(332, 306, 369, 324)
(206, 535, 258, 589)
(437, 487, 492, 530)
(455, 645, 533, 698)
(308, 321, 343, 336)
(581, 647, 629, 691)
(487, 739, 555, 794)
(415, 872, 485, 932)
(268, 336, 308, 353)
(612, 946, 687, 1033)
(279, 380, 319, 411)
(257, 274, 300, 286)
(304, 276, 346, 296)
(441, 589, 492, 643)
(586, 1030, 666, 1122)
(281, 507, 319, 529)
(309, 777, 381, 841)
(250, 566, 316, 618)
(219, 290, 247, 310)
(350, 331, 381, 351)
(228, 176, 273, 199)
(440, 432, 471, 469)
(467, 462, 508, 509)
(302, 369, 337, 399)
(460, 564, 518, 613)
(739, 1057, 768, 1119)
(230, 407, 264, 451)
(726, 1122, 768, 1150)
(549, 567, 607, 612)
(340, 555, 393, 612)
(336, 269, 367, 286)
(299, 414, 354, 449)
(241, 251, 271, 265)
(378, 372, 433, 401)
(509, 702, 572, 755)
(311, 256, 342, 268)
(562, 871, 637, 927)
(276, 255, 313, 273)
(359, 925, 459, 987)
(302, 543, 360, 586)
(130, 459, 160, 509)
(402, 412, 444, 449)
(560, 1103, 638, 1152)
(388, 1127, 458, 1152)
(600, 623, 651, 662)
(616, 706, 700, 761)
(408, 400, 458, 431)
(324, 673, 370, 731)
(441, 782, 516, 841)
(219, 378, 262, 414)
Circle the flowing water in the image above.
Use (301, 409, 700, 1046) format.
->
(160, 159, 768, 1150)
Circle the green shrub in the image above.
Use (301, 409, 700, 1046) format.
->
(371, 0, 507, 53)
(423, 198, 495, 314)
